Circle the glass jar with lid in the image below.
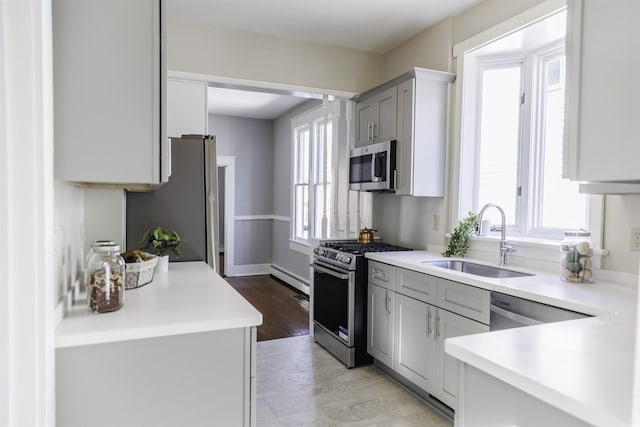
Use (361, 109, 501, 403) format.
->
(87, 243, 125, 313)
(560, 230, 593, 283)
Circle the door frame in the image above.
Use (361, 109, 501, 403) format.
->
(217, 155, 236, 276)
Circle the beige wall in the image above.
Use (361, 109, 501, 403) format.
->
(383, 18, 454, 79)
(167, 20, 384, 94)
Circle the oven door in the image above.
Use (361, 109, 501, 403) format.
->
(311, 260, 355, 347)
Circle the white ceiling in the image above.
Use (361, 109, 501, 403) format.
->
(207, 87, 312, 120)
(167, 0, 482, 53)
(169, 0, 484, 119)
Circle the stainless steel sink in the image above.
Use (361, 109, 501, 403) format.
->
(422, 260, 534, 278)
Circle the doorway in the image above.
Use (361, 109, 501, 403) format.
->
(217, 155, 235, 277)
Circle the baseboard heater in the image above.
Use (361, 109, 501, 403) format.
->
(270, 264, 310, 295)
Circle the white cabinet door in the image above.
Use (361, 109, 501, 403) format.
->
(375, 86, 398, 143)
(393, 293, 435, 393)
(354, 86, 397, 147)
(167, 79, 208, 138)
(564, 0, 640, 182)
(356, 101, 375, 147)
(367, 283, 394, 367)
(54, 0, 166, 185)
(434, 308, 489, 409)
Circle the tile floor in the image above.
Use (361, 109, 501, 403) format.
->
(256, 335, 453, 426)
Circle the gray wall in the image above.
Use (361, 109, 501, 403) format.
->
(209, 114, 274, 265)
(272, 99, 323, 281)
(210, 114, 274, 215)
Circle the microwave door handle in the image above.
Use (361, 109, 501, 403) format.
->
(374, 155, 383, 178)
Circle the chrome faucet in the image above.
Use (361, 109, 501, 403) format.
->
(476, 203, 516, 266)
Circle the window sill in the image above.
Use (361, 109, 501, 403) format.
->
(467, 233, 608, 256)
(446, 233, 608, 274)
(469, 234, 560, 249)
(289, 239, 311, 255)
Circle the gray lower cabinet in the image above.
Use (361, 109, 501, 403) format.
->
(393, 293, 436, 393)
(367, 265, 490, 410)
(434, 309, 489, 408)
(56, 328, 256, 427)
(367, 283, 394, 367)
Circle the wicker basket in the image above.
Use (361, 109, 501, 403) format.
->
(124, 254, 158, 290)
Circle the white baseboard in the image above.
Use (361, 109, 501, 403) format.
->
(226, 263, 271, 277)
(270, 265, 310, 295)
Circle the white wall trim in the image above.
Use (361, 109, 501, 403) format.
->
(234, 214, 290, 222)
(270, 264, 310, 295)
(0, 1, 55, 425)
(218, 156, 236, 280)
(235, 215, 274, 221)
(168, 70, 357, 100)
(227, 263, 271, 277)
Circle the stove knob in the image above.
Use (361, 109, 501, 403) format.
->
(345, 256, 352, 264)
(313, 248, 319, 254)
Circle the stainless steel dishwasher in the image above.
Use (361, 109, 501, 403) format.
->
(490, 292, 590, 330)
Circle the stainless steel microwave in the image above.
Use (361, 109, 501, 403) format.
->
(349, 140, 396, 192)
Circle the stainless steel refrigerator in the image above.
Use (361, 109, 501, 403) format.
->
(126, 135, 220, 272)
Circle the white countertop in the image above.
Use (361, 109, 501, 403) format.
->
(366, 250, 638, 427)
(56, 262, 263, 349)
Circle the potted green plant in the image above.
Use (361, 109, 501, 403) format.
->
(140, 226, 184, 272)
(442, 212, 478, 258)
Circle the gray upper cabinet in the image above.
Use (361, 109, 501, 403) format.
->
(53, 0, 168, 186)
(352, 68, 454, 195)
(396, 70, 454, 196)
(355, 86, 398, 147)
(564, 0, 640, 182)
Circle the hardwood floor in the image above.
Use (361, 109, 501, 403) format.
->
(226, 275, 309, 342)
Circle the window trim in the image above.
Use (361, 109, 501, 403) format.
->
(450, 0, 605, 263)
(289, 103, 335, 251)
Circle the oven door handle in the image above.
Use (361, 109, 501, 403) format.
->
(311, 263, 350, 280)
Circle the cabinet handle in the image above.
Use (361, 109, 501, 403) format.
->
(367, 123, 372, 140)
(372, 269, 387, 282)
(436, 314, 441, 340)
(427, 309, 433, 337)
(385, 291, 392, 315)
(371, 122, 376, 139)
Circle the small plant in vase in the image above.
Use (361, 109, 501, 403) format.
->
(140, 226, 184, 272)
(442, 212, 478, 258)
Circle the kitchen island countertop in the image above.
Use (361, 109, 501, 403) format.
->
(366, 250, 638, 427)
(55, 261, 263, 349)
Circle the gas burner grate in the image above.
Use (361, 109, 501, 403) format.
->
(322, 241, 413, 255)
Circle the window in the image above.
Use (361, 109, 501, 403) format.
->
(459, 8, 588, 240)
(291, 105, 335, 245)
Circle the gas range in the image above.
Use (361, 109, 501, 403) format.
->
(313, 240, 412, 271)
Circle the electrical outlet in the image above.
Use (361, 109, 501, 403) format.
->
(630, 227, 640, 252)
(432, 214, 440, 231)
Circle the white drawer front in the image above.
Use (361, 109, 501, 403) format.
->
(368, 261, 396, 290)
(436, 279, 490, 324)
(395, 268, 437, 305)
